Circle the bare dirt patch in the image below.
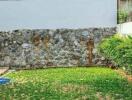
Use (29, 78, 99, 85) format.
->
(115, 69, 132, 83)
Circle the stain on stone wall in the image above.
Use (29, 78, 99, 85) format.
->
(0, 28, 116, 68)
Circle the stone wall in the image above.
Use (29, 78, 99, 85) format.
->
(0, 28, 116, 68)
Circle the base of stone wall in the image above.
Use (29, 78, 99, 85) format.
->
(9, 64, 109, 71)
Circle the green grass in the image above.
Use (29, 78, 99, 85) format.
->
(0, 67, 132, 100)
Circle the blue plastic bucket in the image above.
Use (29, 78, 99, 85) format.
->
(0, 78, 10, 85)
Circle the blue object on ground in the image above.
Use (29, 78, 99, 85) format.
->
(0, 78, 10, 85)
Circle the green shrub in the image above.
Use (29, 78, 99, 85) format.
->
(117, 10, 128, 24)
(98, 34, 132, 73)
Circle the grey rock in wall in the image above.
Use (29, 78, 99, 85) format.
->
(0, 28, 116, 68)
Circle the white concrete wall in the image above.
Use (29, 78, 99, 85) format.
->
(0, 0, 117, 30)
(117, 22, 132, 35)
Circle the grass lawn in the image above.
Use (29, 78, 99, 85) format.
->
(0, 67, 132, 100)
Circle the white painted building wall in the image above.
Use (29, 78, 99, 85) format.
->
(117, 22, 132, 35)
(0, 0, 117, 30)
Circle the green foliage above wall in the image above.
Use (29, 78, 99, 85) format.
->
(117, 10, 129, 24)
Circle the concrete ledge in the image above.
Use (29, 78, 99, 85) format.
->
(0, 67, 9, 76)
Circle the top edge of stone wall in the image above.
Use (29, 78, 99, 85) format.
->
(0, 27, 117, 32)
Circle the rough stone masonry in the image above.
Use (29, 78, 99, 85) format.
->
(0, 28, 116, 68)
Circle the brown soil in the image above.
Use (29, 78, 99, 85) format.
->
(115, 69, 132, 83)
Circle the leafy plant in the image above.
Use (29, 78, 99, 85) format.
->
(117, 10, 128, 24)
(98, 34, 132, 73)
